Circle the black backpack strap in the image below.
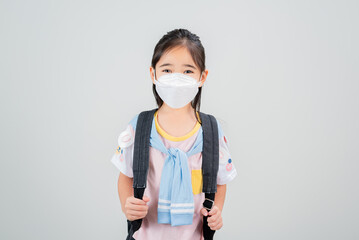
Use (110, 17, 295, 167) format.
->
(199, 112, 219, 240)
(126, 108, 158, 240)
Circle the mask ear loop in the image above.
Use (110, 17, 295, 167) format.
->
(153, 68, 157, 81)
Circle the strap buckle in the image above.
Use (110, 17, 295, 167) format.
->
(203, 198, 214, 211)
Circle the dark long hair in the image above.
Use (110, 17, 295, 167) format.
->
(151, 28, 206, 124)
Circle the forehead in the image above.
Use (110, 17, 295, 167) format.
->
(157, 46, 196, 66)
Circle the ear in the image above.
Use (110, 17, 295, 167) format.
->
(199, 69, 209, 87)
(150, 66, 155, 84)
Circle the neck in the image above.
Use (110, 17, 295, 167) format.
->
(157, 103, 197, 122)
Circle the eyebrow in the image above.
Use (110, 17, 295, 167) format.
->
(158, 63, 197, 70)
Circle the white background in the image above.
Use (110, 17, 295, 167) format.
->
(0, 0, 358, 239)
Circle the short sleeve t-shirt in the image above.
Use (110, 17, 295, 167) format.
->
(111, 110, 237, 240)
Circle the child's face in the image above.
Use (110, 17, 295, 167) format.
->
(150, 46, 208, 87)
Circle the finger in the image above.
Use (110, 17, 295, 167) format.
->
(127, 213, 145, 221)
(207, 214, 219, 224)
(127, 214, 135, 221)
(207, 215, 215, 223)
(125, 202, 147, 212)
(143, 195, 150, 202)
(207, 212, 219, 223)
(129, 197, 147, 205)
(127, 209, 147, 217)
(208, 206, 218, 216)
(129, 204, 148, 211)
(208, 215, 221, 228)
(210, 221, 223, 231)
(127, 210, 142, 217)
(200, 208, 208, 216)
(208, 216, 221, 227)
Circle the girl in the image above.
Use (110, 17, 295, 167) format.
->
(111, 28, 237, 240)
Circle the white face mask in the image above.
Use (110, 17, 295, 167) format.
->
(154, 70, 203, 109)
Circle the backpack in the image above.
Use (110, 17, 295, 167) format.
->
(126, 108, 219, 240)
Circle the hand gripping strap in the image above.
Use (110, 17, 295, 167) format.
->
(203, 192, 216, 240)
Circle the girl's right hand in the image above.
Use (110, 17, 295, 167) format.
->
(124, 195, 150, 221)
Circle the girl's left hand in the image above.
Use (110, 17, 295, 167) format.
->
(200, 205, 223, 230)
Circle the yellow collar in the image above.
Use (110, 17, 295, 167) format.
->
(154, 110, 201, 142)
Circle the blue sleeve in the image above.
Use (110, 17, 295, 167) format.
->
(129, 113, 139, 131)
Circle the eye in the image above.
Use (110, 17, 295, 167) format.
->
(184, 70, 193, 74)
(163, 69, 171, 73)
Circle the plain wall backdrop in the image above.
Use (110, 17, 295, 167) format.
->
(1, 0, 358, 239)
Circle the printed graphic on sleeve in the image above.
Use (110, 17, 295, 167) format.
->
(115, 146, 124, 162)
(110, 123, 136, 178)
(217, 133, 237, 185)
(118, 125, 134, 148)
(226, 158, 232, 171)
